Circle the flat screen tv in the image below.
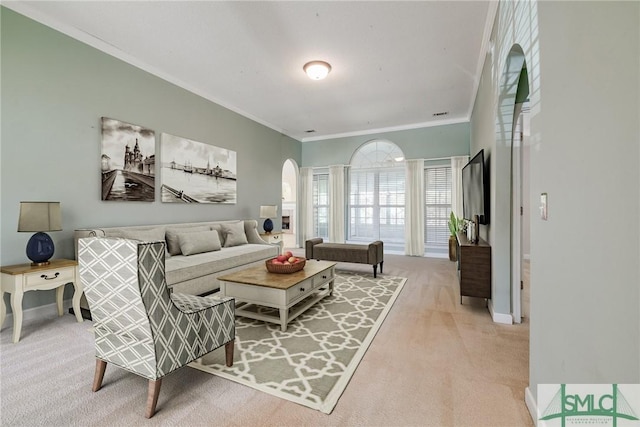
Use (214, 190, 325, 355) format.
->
(462, 149, 489, 224)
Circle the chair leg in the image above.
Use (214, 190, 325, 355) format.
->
(92, 359, 107, 392)
(380, 261, 383, 274)
(145, 379, 162, 419)
(225, 340, 234, 367)
(373, 264, 378, 278)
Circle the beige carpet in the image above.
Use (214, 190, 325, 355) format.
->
(0, 252, 532, 426)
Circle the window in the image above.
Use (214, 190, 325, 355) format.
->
(349, 170, 374, 238)
(424, 166, 452, 252)
(312, 173, 329, 238)
(349, 140, 405, 247)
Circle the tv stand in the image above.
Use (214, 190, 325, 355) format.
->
(456, 231, 491, 304)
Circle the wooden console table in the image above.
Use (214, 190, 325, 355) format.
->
(1, 259, 83, 343)
(456, 232, 491, 304)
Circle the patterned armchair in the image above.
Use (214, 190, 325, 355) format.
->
(78, 237, 235, 418)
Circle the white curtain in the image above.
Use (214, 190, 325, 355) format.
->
(299, 167, 314, 244)
(404, 159, 425, 256)
(328, 165, 345, 243)
(451, 156, 469, 219)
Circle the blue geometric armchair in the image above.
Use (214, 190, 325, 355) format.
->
(78, 237, 235, 418)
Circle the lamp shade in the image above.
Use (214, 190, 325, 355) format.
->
(259, 205, 278, 219)
(18, 202, 62, 232)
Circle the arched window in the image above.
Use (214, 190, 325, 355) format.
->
(350, 139, 405, 168)
(349, 140, 405, 247)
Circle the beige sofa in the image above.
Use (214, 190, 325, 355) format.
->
(74, 220, 278, 295)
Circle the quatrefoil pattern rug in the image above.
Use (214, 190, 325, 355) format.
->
(190, 271, 406, 414)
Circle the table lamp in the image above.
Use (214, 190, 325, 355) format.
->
(259, 205, 278, 234)
(18, 201, 62, 266)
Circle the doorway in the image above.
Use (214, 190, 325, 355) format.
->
(282, 159, 298, 249)
(511, 100, 531, 323)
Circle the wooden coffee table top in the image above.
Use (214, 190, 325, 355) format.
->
(218, 260, 336, 290)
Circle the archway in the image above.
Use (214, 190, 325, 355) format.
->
(494, 44, 530, 323)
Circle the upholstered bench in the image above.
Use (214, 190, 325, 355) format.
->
(305, 238, 384, 278)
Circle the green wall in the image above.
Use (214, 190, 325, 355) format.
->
(302, 123, 470, 167)
(0, 8, 300, 311)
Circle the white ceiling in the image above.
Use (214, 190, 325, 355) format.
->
(5, 1, 495, 142)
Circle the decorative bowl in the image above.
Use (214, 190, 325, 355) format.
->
(265, 257, 306, 274)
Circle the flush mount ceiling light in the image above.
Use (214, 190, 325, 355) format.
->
(303, 61, 332, 80)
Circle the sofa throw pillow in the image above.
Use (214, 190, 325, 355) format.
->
(211, 224, 224, 246)
(178, 230, 222, 256)
(166, 225, 210, 255)
(116, 227, 165, 243)
(221, 221, 248, 247)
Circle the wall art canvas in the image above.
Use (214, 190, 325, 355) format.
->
(160, 133, 237, 203)
(101, 117, 156, 201)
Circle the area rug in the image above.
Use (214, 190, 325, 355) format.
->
(189, 271, 407, 414)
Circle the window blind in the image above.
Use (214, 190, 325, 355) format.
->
(349, 168, 405, 244)
(312, 173, 329, 238)
(424, 166, 452, 248)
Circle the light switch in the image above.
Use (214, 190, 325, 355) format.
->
(540, 193, 548, 220)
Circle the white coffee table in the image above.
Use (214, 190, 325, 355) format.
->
(218, 260, 336, 332)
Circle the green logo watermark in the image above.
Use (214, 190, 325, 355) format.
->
(538, 384, 640, 427)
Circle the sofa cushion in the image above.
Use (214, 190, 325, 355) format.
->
(178, 230, 222, 256)
(166, 225, 210, 255)
(165, 244, 276, 285)
(221, 221, 248, 247)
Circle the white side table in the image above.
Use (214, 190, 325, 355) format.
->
(1, 259, 83, 343)
(260, 232, 284, 255)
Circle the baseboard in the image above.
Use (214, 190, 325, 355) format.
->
(488, 299, 513, 324)
(525, 386, 538, 426)
(1, 299, 75, 327)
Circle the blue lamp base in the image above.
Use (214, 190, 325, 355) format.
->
(263, 218, 274, 233)
(26, 232, 55, 266)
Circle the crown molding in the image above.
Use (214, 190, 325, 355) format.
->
(4, 2, 481, 145)
(467, 0, 499, 118)
(2, 1, 289, 138)
(301, 117, 470, 143)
